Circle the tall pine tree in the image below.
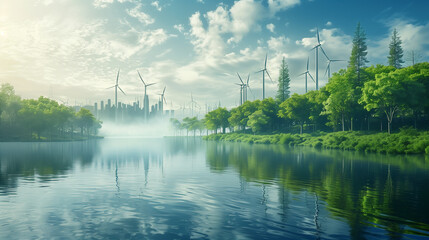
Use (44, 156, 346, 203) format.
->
(276, 57, 291, 103)
(349, 22, 369, 82)
(388, 28, 404, 68)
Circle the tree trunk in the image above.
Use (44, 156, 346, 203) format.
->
(342, 113, 345, 131)
(300, 123, 303, 135)
(388, 120, 391, 134)
(367, 114, 370, 131)
(350, 117, 353, 131)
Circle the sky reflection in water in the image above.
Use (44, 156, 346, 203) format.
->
(0, 138, 428, 239)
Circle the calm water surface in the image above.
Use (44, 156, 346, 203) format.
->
(0, 138, 428, 239)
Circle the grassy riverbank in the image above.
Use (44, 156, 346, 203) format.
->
(0, 133, 103, 142)
(203, 128, 429, 154)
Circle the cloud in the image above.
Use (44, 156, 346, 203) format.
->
(127, 4, 154, 25)
(326, 21, 332, 26)
(174, 24, 184, 33)
(268, 0, 300, 14)
(151, 1, 162, 11)
(266, 23, 275, 33)
(93, 0, 114, 8)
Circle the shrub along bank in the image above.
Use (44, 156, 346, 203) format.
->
(203, 128, 429, 154)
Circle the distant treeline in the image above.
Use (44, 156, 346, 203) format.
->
(0, 84, 101, 141)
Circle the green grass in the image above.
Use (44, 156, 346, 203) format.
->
(203, 128, 429, 154)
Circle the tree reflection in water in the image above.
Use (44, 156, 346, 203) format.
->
(205, 141, 429, 239)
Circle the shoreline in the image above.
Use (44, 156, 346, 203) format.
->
(203, 130, 429, 155)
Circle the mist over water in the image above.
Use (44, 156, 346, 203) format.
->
(99, 118, 174, 138)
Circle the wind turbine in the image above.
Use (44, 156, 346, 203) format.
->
(106, 69, 125, 121)
(137, 70, 156, 119)
(311, 28, 329, 90)
(236, 73, 245, 105)
(256, 53, 273, 99)
(324, 59, 345, 79)
(158, 86, 166, 113)
(299, 57, 315, 93)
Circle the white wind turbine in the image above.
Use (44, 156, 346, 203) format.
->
(256, 54, 273, 99)
(299, 57, 315, 93)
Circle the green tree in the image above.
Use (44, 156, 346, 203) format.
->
(229, 100, 260, 131)
(323, 70, 353, 131)
(278, 93, 311, 134)
(360, 67, 424, 134)
(349, 22, 369, 82)
(247, 110, 269, 134)
(204, 107, 231, 134)
(0, 84, 21, 133)
(259, 98, 280, 132)
(76, 108, 97, 138)
(305, 90, 328, 131)
(388, 28, 404, 69)
(276, 57, 291, 102)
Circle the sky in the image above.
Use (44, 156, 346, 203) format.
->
(0, 0, 428, 110)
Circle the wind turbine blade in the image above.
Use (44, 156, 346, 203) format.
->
(331, 59, 346, 62)
(118, 86, 126, 95)
(255, 69, 264, 73)
(264, 53, 268, 68)
(106, 86, 115, 89)
(308, 72, 315, 83)
(163, 96, 167, 104)
(248, 86, 255, 98)
(147, 83, 156, 87)
(324, 63, 330, 78)
(316, 28, 320, 44)
(137, 70, 146, 86)
(306, 57, 309, 71)
(298, 72, 306, 77)
(116, 69, 120, 84)
(246, 74, 250, 85)
(237, 72, 244, 84)
(162, 86, 166, 95)
(320, 45, 329, 60)
(265, 70, 273, 83)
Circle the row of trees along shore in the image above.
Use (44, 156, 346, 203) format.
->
(171, 24, 429, 138)
(0, 85, 100, 141)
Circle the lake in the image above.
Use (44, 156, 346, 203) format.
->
(1, 138, 428, 239)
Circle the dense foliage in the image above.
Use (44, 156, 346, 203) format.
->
(0, 84, 101, 141)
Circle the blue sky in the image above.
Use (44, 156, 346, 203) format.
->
(0, 0, 428, 110)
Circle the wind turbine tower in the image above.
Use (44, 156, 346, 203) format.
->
(137, 70, 156, 120)
(311, 29, 329, 90)
(236, 73, 245, 105)
(158, 86, 166, 114)
(299, 57, 315, 93)
(256, 54, 272, 99)
(107, 69, 125, 121)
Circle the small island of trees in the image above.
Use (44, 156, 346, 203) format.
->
(0, 84, 100, 141)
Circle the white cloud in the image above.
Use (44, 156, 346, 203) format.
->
(174, 24, 184, 33)
(151, 1, 162, 11)
(326, 21, 332, 26)
(93, 0, 114, 8)
(127, 4, 154, 25)
(268, 0, 300, 14)
(266, 23, 275, 33)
